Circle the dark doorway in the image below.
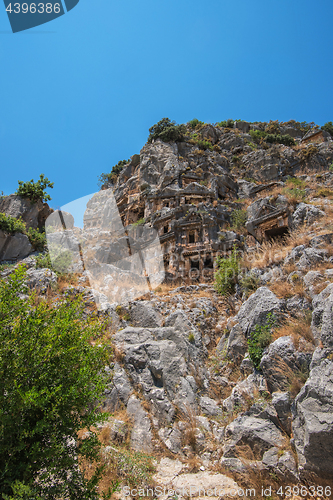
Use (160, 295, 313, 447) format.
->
(164, 225, 169, 234)
(189, 233, 195, 244)
(265, 226, 289, 240)
(204, 256, 214, 268)
(190, 259, 200, 270)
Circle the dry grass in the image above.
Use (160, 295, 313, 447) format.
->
(242, 228, 313, 270)
(272, 311, 314, 348)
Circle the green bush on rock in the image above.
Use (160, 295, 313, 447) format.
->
(15, 174, 54, 203)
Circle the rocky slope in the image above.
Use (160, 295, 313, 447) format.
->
(1, 119, 333, 493)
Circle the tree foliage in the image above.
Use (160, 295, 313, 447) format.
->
(0, 213, 26, 234)
(98, 159, 129, 187)
(0, 267, 111, 499)
(321, 121, 333, 137)
(16, 174, 54, 203)
(148, 118, 185, 143)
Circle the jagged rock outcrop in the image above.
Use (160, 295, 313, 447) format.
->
(292, 354, 333, 476)
(0, 194, 51, 230)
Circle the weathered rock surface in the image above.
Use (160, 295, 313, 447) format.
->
(292, 356, 333, 476)
(0, 230, 33, 262)
(0, 194, 51, 230)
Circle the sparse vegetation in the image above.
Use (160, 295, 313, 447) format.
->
(16, 174, 54, 203)
(248, 313, 276, 370)
(98, 159, 130, 187)
(214, 246, 240, 296)
(230, 209, 247, 230)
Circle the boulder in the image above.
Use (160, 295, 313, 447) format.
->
(292, 356, 333, 476)
(235, 287, 282, 336)
(292, 202, 325, 228)
(262, 447, 298, 481)
(129, 301, 163, 328)
(260, 336, 312, 393)
(234, 121, 250, 134)
(0, 230, 33, 262)
(223, 413, 287, 460)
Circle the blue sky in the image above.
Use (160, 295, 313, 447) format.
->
(1, 0, 333, 209)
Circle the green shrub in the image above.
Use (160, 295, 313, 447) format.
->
(321, 121, 333, 137)
(188, 332, 195, 343)
(98, 159, 130, 187)
(0, 266, 110, 499)
(265, 133, 295, 146)
(196, 139, 213, 151)
(188, 118, 204, 129)
(265, 120, 280, 134)
(249, 130, 295, 147)
(131, 218, 146, 227)
(329, 163, 333, 172)
(148, 118, 185, 143)
(26, 227, 47, 251)
(239, 272, 260, 297)
(0, 212, 26, 234)
(248, 313, 276, 370)
(282, 187, 306, 202)
(217, 119, 234, 128)
(249, 129, 267, 143)
(214, 246, 240, 296)
(230, 209, 247, 230)
(16, 174, 54, 203)
(34, 252, 52, 269)
(286, 176, 305, 188)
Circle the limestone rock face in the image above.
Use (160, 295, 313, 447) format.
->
(0, 194, 51, 230)
(292, 356, 333, 476)
(113, 318, 207, 422)
(311, 283, 333, 348)
(292, 202, 325, 228)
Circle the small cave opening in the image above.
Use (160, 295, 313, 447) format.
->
(190, 259, 200, 270)
(265, 226, 289, 240)
(150, 370, 163, 388)
(164, 225, 169, 234)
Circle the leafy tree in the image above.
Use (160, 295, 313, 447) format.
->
(0, 267, 111, 499)
(16, 174, 54, 203)
(321, 121, 333, 137)
(98, 159, 129, 187)
(147, 118, 185, 143)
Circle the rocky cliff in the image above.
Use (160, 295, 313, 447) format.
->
(1, 118, 333, 493)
